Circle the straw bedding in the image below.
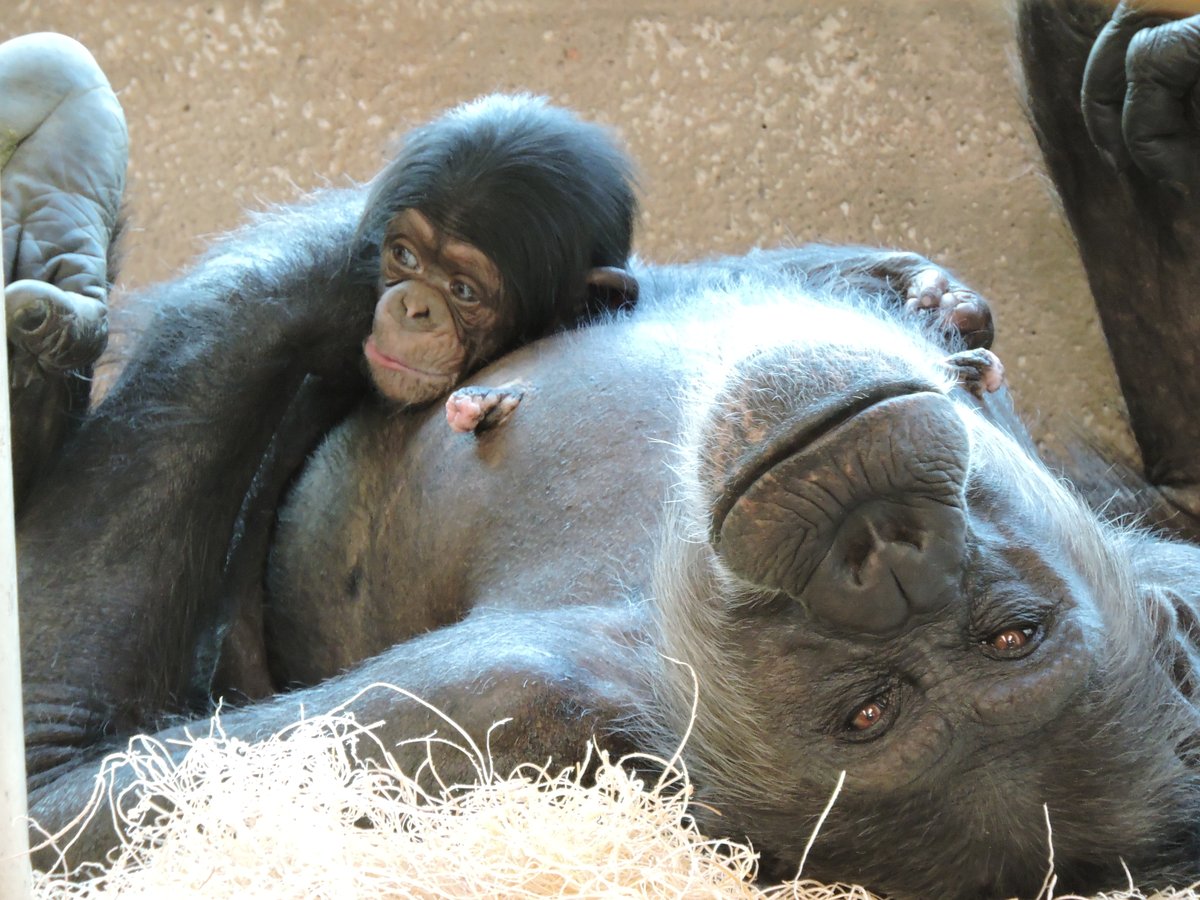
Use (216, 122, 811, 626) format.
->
(28, 686, 1198, 900)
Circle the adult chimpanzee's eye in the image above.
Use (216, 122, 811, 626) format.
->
(392, 245, 418, 269)
(848, 697, 888, 732)
(984, 625, 1038, 657)
(850, 701, 885, 731)
(450, 280, 476, 302)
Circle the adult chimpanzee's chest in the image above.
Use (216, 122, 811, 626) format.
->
(261, 327, 685, 686)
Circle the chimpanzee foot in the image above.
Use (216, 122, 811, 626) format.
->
(943, 348, 1004, 399)
(445, 383, 526, 434)
(1, 32, 124, 382)
(6, 280, 108, 383)
(0, 34, 127, 504)
(904, 266, 994, 350)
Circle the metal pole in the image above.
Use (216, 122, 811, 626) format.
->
(0, 171, 33, 897)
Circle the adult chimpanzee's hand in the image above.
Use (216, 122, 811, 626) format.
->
(1082, 2, 1200, 190)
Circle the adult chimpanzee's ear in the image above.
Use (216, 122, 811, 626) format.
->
(585, 266, 639, 314)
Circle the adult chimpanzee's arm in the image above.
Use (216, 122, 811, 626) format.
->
(25, 602, 649, 871)
(1019, 0, 1200, 520)
(731, 245, 994, 350)
(207, 375, 367, 702)
(18, 191, 375, 782)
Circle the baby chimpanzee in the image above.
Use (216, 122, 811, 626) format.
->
(354, 93, 639, 432)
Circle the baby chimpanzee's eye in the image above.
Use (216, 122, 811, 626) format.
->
(392, 244, 419, 269)
(450, 280, 476, 302)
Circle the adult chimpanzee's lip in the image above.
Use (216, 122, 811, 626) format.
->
(709, 381, 936, 539)
(363, 336, 445, 379)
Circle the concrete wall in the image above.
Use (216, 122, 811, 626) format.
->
(7, 0, 1134, 458)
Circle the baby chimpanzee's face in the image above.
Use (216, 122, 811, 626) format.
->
(363, 209, 509, 405)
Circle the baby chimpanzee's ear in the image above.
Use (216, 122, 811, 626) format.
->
(585, 266, 639, 315)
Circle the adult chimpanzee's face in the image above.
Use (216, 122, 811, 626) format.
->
(651, 304, 1196, 898)
(364, 208, 509, 405)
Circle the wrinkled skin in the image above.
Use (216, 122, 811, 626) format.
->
(11, 4, 1200, 898)
(364, 208, 508, 405)
(1081, 0, 1200, 190)
(0, 33, 126, 507)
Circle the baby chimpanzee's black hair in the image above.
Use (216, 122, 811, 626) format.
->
(357, 93, 638, 344)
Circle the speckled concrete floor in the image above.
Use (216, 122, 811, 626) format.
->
(7, 0, 1134, 460)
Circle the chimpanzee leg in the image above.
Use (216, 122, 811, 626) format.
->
(1018, 0, 1200, 521)
(18, 190, 374, 787)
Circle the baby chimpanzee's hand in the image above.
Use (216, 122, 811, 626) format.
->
(445, 383, 526, 434)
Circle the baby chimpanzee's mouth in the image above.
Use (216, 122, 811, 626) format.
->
(708, 381, 935, 538)
(363, 336, 446, 379)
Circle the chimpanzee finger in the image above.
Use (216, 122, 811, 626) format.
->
(1122, 15, 1200, 190)
(946, 294, 993, 351)
(1081, 2, 1160, 172)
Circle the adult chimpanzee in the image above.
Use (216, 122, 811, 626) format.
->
(10, 1, 1200, 897)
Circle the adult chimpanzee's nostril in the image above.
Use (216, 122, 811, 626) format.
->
(801, 499, 966, 634)
(843, 508, 924, 587)
(713, 391, 969, 636)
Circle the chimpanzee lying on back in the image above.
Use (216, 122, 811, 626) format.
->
(8, 2, 1200, 897)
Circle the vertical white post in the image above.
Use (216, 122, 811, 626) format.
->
(0, 173, 33, 897)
